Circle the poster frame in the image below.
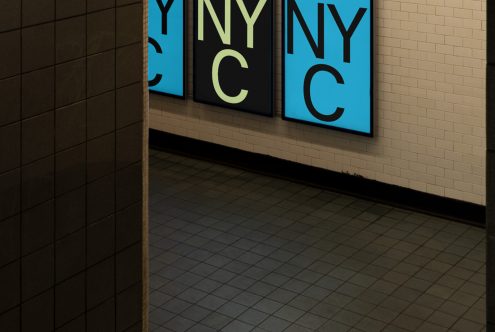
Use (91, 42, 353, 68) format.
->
(281, 0, 374, 137)
(149, 0, 188, 99)
(192, 0, 275, 117)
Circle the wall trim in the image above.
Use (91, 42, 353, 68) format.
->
(150, 129, 485, 227)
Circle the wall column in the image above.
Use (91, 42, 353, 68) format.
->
(487, 1, 494, 330)
(0, 0, 146, 330)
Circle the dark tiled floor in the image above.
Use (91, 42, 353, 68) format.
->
(148, 149, 486, 332)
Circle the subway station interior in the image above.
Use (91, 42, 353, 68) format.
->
(0, 0, 494, 331)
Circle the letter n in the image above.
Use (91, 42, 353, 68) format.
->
(198, 0, 232, 45)
(287, 0, 324, 59)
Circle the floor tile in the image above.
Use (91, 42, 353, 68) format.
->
(259, 316, 291, 332)
(162, 316, 195, 332)
(221, 319, 254, 332)
(147, 150, 486, 332)
(238, 308, 269, 326)
(201, 312, 232, 330)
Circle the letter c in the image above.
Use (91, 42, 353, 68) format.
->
(212, 49, 249, 104)
(303, 64, 345, 122)
(148, 37, 163, 87)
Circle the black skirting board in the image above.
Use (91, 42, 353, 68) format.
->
(150, 129, 485, 227)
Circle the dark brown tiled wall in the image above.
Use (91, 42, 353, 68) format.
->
(488, 2, 494, 331)
(0, 0, 144, 331)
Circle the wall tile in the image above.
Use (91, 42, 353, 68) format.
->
(0, 30, 20, 80)
(0, 0, 21, 32)
(21, 290, 54, 332)
(0, 215, 20, 267)
(22, 23, 55, 72)
(116, 283, 142, 332)
(55, 101, 86, 152)
(87, 174, 115, 224)
(116, 43, 142, 87)
(488, 65, 495, 151)
(21, 245, 54, 301)
(22, 200, 54, 255)
(0, 168, 21, 221)
(117, 122, 142, 170)
(0, 122, 21, 174)
(87, 91, 115, 139)
(116, 243, 141, 292)
(88, 0, 115, 12)
(116, 202, 141, 251)
(0, 76, 21, 126)
(116, 83, 142, 128)
(0, 307, 20, 332)
(87, 50, 115, 97)
(87, 215, 115, 266)
(87, 258, 115, 309)
(56, 16, 86, 63)
(22, 0, 54, 26)
(55, 315, 85, 332)
(55, 187, 85, 240)
(21, 155, 54, 209)
(55, 0, 85, 19)
(55, 228, 85, 282)
(55, 144, 86, 195)
(116, 162, 142, 210)
(22, 111, 54, 164)
(123, 322, 141, 332)
(116, 4, 142, 47)
(87, 133, 115, 182)
(488, 150, 495, 236)
(0, 261, 20, 313)
(489, 1, 495, 65)
(55, 59, 86, 108)
(55, 274, 85, 328)
(21, 67, 55, 119)
(87, 9, 115, 55)
(87, 298, 115, 332)
(116, 0, 141, 5)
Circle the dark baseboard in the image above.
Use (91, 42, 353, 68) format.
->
(149, 129, 486, 227)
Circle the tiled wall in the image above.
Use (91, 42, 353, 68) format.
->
(150, 0, 487, 205)
(487, 1, 494, 329)
(142, 0, 150, 330)
(0, 0, 145, 331)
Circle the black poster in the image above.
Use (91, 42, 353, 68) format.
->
(194, 0, 273, 116)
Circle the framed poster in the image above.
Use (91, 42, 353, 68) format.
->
(148, 0, 186, 97)
(283, 0, 373, 136)
(193, 0, 273, 116)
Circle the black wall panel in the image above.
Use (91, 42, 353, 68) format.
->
(0, 0, 144, 330)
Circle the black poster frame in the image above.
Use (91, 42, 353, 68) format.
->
(149, 0, 188, 99)
(281, 0, 374, 137)
(192, 0, 275, 117)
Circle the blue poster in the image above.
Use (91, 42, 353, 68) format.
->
(148, 0, 185, 97)
(283, 0, 373, 136)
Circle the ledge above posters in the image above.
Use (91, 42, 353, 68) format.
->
(283, 0, 373, 136)
(193, 0, 274, 116)
(149, 0, 186, 97)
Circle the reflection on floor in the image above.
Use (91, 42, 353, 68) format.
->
(148, 149, 486, 332)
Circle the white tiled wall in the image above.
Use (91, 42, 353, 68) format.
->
(149, 0, 487, 205)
